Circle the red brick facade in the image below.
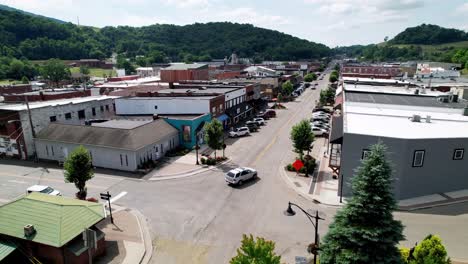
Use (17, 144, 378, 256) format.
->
(3, 90, 91, 103)
(342, 66, 401, 78)
(0, 84, 32, 96)
(160, 69, 209, 82)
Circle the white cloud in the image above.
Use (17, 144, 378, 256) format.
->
(163, 0, 210, 8)
(213, 7, 291, 27)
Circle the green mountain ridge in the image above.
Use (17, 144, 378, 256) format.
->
(0, 4, 66, 24)
(0, 6, 330, 61)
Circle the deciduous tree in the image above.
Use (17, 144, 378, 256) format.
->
(320, 143, 404, 264)
(41, 59, 70, 87)
(281, 80, 294, 96)
(64, 146, 94, 199)
(204, 119, 224, 159)
(290, 120, 314, 160)
(230, 234, 281, 264)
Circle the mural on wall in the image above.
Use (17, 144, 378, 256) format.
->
(183, 125, 191, 143)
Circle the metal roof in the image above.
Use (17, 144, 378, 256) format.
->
(345, 91, 466, 109)
(163, 63, 208, 70)
(0, 193, 105, 247)
(36, 119, 178, 151)
(0, 239, 17, 261)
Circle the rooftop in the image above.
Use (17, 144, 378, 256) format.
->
(36, 119, 178, 151)
(0, 95, 119, 112)
(163, 63, 208, 70)
(345, 90, 466, 109)
(120, 96, 217, 100)
(344, 104, 468, 139)
(92, 119, 152, 129)
(160, 114, 208, 120)
(158, 87, 240, 95)
(0, 193, 105, 247)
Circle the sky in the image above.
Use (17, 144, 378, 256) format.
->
(1, 0, 468, 47)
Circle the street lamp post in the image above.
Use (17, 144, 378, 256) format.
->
(284, 202, 324, 264)
(195, 135, 200, 165)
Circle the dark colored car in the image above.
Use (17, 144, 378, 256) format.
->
(312, 107, 332, 114)
(245, 121, 259, 132)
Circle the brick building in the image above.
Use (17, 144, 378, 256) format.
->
(160, 64, 209, 82)
(341, 65, 402, 79)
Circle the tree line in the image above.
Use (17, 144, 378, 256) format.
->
(0, 8, 330, 62)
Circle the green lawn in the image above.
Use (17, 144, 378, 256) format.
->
(0, 79, 20, 85)
(462, 68, 468, 77)
(70, 67, 116, 78)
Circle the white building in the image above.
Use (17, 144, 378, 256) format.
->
(136, 67, 158, 78)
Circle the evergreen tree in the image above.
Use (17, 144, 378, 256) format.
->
(320, 143, 404, 264)
(230, 234, 281, 264)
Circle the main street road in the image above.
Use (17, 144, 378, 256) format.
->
(1, 70, 468, 263)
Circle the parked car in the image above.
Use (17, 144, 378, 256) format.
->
(264, 109, 276, 118)
(292, 91, 299, 97)
(245, 121, 259, 132)
(312, 127, 328, 136)
(312, 113, 331, 118)
(313, 107, 332, 113)
(252, 117, 265, 126)
(311, 122, 330, 130)
(225, 167, 258, 186)
(312, 110, 331, 116)
(311, 116, 330, 122)
(229, 127, 250, 138)
(27, 185, 61, 196)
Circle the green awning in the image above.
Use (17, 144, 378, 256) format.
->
(0, 239, 17, 261)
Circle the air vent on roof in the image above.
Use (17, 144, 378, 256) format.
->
(24, 224, 36, 237)
(410, 115, 421, 122)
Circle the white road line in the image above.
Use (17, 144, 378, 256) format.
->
(8, 180, 28, 184)
(110, 191, 128, 204)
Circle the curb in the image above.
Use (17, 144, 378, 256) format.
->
(398, 197, 468, 212)
(148, 158, 232, 181)
(278, 165, 315, 202)
(131, 209, 153, 264)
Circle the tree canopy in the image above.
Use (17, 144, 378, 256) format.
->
(0, 8, 330, 61)
(391, 24, 468, 45)
(64, 145, 94, 199)
(320, 143, 404, 264)
(281, 80, 294, 96)
(230, 234, 281, 264)
(204, 119, 224, 158)
(290, 120, 314, 160)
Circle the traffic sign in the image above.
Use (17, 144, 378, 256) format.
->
(292, 159, 304, 171)
(100, 193, 111, 200)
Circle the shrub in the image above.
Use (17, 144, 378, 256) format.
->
(200, 157, 206, 164)
(285, 164, 294, 171)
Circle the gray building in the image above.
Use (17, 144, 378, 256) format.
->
(35, 119, 179, 171)
(330, 87, 468, 200)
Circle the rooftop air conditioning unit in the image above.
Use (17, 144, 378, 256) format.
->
(411, 114, 421, 122)
(24, 224, 36, 237)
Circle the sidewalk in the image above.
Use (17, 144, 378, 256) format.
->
(95, 207, 152, 264)
(144, 146, 231, 181)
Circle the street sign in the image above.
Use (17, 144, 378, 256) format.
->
(100, 193, 111, 200)
(292, 159, 304, 171)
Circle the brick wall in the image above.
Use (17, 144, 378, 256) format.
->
(0, 84, 32, 95)
(3, 90, 91, 103)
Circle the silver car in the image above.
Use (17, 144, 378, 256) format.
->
(225, 167, 258, 186)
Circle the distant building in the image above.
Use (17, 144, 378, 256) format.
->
(243, 66, 277, 77)
(0, 193, 106, 263)
(136, 67, 157, 78)
(341, 64, 402, 79)
(0, 84, 32, 96)
(160, 64, 209, 82)
(416, 63, 460, 78)
(35, 119, 179, 171)
(2, 89, 91, 103)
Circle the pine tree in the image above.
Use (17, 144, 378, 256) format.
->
(320, 143, 404, 264)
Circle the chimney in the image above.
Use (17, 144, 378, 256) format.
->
(24, 224, 36, 237)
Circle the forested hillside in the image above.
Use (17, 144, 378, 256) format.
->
(0, 8, 330, 61)
(391, 24, 468, 45)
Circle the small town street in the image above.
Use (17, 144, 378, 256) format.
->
(1, 73, 468, 263)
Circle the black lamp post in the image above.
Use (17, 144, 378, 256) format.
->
(284, 202, 324, 264)
(195, 135, 200, 165)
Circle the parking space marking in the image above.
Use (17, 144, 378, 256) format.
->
(110, 191, 128, 204)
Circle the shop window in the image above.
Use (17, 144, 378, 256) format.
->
(412, 150, 425, 167)
(50, 116, 57, 122)
(453, 149, 464, 160)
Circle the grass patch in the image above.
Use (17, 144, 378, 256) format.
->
(0, 79, 20, 85)
(70, 67, 116, 78)
(462, 68, 468, 77)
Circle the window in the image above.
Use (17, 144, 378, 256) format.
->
(120, 154, 123, 166)
(412, 150, 425, 167)
(78, 110, 85, 120)
(219, 104, 223, 111)
(100, 105, 104, 112)
(453, 149, 464, 160)
(46, 145, 49, 156)
(65, 113, 72, 120)
(105, 105, 109, 111)
(154, 105, 158, 109)
(212, 106, 216, 113)
(49, 116, 57, 122)
(92, 107, 96, 116)
(361, 149, 371, 160)
(125, 155, 128, 166)
(51, 146, 54, 156)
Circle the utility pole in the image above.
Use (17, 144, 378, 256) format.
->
(24, 95, 38, 162)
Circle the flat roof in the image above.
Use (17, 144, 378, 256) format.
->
(92, 119, 152, 129)
(160, 114, 208, 120)
(0, 96, 119, 111)
(118, 96, 216, 100)
(158, 87, 239, 94)
(345, 91, 466, 109)
(345, 104, 468, 139)
(163, 63, 207, 70)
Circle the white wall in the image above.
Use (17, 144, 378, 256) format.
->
(116, 98, 210, 115)
(224, 88, 246, 101)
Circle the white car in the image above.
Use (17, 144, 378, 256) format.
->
(253, 118, 265, 126)
(229, 127, 250, 138)
(312, 112, 331, 117)
(311, 116, 330, 122)
(225, 167, 258, 185)
(311, 122, 330, 130)
(27, 185, 61, 196)
(312, 127, 328, 136)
